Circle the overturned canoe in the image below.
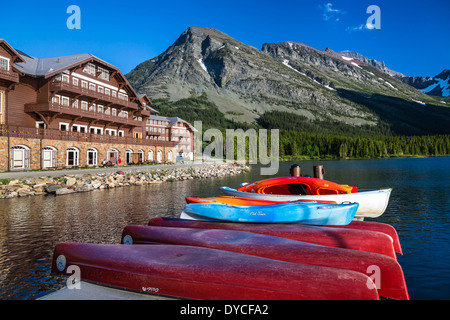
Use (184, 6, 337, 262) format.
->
(328, 220, 403, 254)
(122, 225, 408, 300)
(148, 217, 397, 259)
(221, 186, 392, 219)
(52, 242, 379, 300)
(181, 201, 358, 225)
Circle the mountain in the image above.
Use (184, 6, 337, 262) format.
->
(327, 49, 404, 78)
(399, 70, 450, 98)
(126, 27, 450, 135)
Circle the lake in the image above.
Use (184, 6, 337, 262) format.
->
(0, 157, 449, 300)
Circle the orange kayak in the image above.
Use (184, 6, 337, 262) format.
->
(185, 196, 337, 205)
(238, 176, 358, 195)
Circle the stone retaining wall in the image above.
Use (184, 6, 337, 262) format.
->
(0, 164, 250, 199)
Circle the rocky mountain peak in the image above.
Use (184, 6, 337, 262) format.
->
(126, 26, 450, 134)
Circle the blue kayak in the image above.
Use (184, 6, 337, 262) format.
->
(181, 201, 359, 225)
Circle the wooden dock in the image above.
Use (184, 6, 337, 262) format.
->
(39, 281, 175, 300)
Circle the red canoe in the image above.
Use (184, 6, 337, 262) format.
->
(184, 197, 402, 253)
(148, 217, 397, 259)
(328, 220, 402, 254)
(122, 225, 408, 300)
(52, 242, 379, 300)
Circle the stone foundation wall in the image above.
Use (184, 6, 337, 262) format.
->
(0, 136, 176, 171)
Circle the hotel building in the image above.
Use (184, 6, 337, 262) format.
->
(0, 39, 195, 171)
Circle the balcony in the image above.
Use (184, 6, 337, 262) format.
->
(49, 79, 140, 110)
(0, 68, 19, 83)
(172, 132, 191, 138)
(0, 124, 178, 148)
(24, 101, 144, 128)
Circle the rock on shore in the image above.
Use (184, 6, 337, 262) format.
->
(0, 164, 250, 199)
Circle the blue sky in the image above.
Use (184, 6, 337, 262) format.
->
(1, 0, 448, 77)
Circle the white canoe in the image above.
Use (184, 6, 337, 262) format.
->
(220, 187, 392, 219)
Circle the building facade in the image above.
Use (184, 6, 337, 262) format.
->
(0, 39, 195, 171)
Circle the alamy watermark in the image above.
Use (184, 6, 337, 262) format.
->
(66, 5, 81, 30)
(366, 5, 381, 30)
(193, 121, 279, 175)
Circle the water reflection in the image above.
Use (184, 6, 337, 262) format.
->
(0, 157, 449, 299)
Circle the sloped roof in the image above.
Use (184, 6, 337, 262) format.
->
(166, 116, 198, 132)
(14, 51, 94, 77)
(0, 39, 26, 63)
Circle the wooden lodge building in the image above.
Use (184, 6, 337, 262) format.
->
(0, 39, 195, 171)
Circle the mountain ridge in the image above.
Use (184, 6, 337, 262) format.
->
(126, 26, 450, 135)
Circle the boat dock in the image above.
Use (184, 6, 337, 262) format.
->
(39, 281, 175, 300)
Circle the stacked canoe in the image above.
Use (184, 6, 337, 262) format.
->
(51, 175, 409, 300)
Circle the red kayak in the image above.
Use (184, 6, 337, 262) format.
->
(52, 242, 379, 300)
(122, 225, 408, 300)
(329, 220, 402, 254)
(149, 217, 397, 259)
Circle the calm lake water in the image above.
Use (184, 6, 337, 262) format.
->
(0, 157, 449, 300)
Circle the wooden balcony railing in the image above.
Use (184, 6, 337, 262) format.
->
(49, 79, 140, 110)
(0, 68, 19, 83)
(24, 102, 144, 128)
(0, 124, 178, 148)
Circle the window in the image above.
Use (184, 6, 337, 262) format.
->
(72, 124, 87, 133)
(0, 56, 10, 71)
(0, 90, 5, 124)
(66, 147, 79, 166)
(112, 91, 117, 98)
(61, 96, 70, 107)
(157, 150, 162, 163)
(118, 110, 128, 118)
(62, 74, 70, 83)
(105, 88, 110, 96)
(97, 105, 104, 113)
(118, 92, 128, 101)
(83, 63, 96, 76)
(98, 67, 109, 81)
(52, 95, 60, 104)
(59, 122, 69, 131)
(89, 127, 102, 135)
(42, 146, 57, 168)
(81, 101, 88, 110)
(11, 145, 30, 169)
(118, 130, 124, 137)
(89, 103, 96, 112)
(112, 108, 117, 116)
(72, 99, 78, 108)
(148, 150, 154, 162)
(105, 129, 116, 136)
(73, 77, 79, 86)
(81, 81, 88, 89)
(87, 148, 98, 166)
(89, 83, 96, 91)
(98, 86, 104, 94)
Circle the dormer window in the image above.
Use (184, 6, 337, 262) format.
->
(98, 67, 109, 81)
(0, 56, 10, 71)
(83, 63, 96, 76)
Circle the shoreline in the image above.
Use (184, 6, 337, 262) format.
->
(0, 162, 250, 199)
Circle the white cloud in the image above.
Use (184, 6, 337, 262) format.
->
(320, 3, 345, 22)
(346, 22, 376, 32)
